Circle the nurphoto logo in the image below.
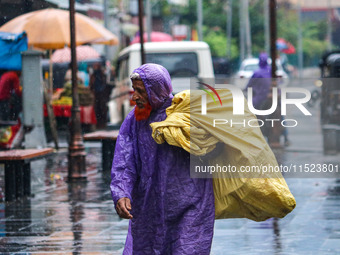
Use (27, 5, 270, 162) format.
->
(199, 82, 312, 128)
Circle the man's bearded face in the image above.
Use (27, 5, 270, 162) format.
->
(132, 79, 152, 121)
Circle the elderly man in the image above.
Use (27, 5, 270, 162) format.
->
(110, 63, 215, 254)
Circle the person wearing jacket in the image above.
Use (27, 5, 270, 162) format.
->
(0, 71, 22, 121)
(110, 63, 215, 254)
(90, 62, 108, 129)
(245, 52, 272, 109)
(245, 53, 290, 146)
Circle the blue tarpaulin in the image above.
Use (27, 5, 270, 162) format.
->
(0, 32, 28, 70)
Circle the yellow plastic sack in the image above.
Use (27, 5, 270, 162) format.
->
(150, 89, 296, 221)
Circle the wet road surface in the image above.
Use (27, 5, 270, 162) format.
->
(0, 148, 127, 254)
(1, 77, 340, 254)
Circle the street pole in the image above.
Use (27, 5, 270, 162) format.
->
(297, 0, 303, 79)
(268, 0, 281, 148)
(264, 0, 270, 53)
(197, 0, 203, 41)
(68, 0, 86, 180)
(146, 0, 152, 42)
(269, 0, 277, 79)
(239, 0, 245, 62)
(244, 0, 252, 58)
(327, 0, 332, 51)
(103, 0, 109, 57)
(227, 0, 232, 59)
(138, 0, 145, 64)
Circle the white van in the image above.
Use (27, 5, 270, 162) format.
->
(108, 41, 215, 124)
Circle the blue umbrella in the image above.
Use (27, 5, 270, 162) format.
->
(276, 38, 296, 54)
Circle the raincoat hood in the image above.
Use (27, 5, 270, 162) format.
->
(132, 63, 173, 109)
(259, 53, 268, 68)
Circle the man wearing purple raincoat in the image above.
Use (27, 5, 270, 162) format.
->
(245, 52, 271, 109)
(110, 63, 215, 254)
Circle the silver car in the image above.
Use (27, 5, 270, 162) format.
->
(235, 57, 289, 89)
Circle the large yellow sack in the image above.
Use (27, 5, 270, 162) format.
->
(150, 89, 296, 221)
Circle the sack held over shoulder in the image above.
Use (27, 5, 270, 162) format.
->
(150, 89, 296, 222)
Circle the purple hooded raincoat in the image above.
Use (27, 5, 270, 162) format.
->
(246, 53, 272, 109)
(110, 64, 215, 254)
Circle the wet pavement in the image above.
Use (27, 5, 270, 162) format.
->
(0, 147, 127, 254)
(1, 75, 340, 254)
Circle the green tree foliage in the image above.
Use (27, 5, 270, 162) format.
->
(136, 0, 329, 67)
(203, 26, 239, 59)
(172, 0, 240, 61)
(277, 8, 299, 44)
(277, 5, 328, 66)
(248, 0, 265, 55)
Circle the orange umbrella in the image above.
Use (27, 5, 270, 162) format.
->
(0, 8, 118, 49)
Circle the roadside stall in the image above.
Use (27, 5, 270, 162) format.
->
(43, 82, 97, 127)
(0, 32, 27, 149)
(0, 8, 118, 144)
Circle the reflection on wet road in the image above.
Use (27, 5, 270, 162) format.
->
(0, 147, 339, 254)
(0, 148, 127, 254)
(1, 92, 340, 254)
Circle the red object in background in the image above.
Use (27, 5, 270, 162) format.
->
(0, 119, 23, 149)
(130, 32, 173, 44)
(0, 71, 22, 100)
(276, 38, 296, 54)
(43, 105, 97, 125)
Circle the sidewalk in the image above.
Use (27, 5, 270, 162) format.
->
(0, 147, 127, 254)
(1, 82, 340, 254)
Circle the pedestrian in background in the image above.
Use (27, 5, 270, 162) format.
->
(245, 52, 289, 146)
(90, 62, 108, 129)
(110, 63, 214, 254)
(245, 52, 272, 109)
(0, 70, 22, 121)
(78, 62, 89, 87)
(64, 63, 84, 84)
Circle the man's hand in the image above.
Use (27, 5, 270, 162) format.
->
(116, 197, 133, 219)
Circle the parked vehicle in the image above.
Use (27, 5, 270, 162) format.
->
(212, 57, 231, 84)
(307, 80, 322, 108)
(319, 50, 340, 154)
(319, 51, 340, 125)
(108, 41, 215, 124)
(235, 57, 289, 89)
